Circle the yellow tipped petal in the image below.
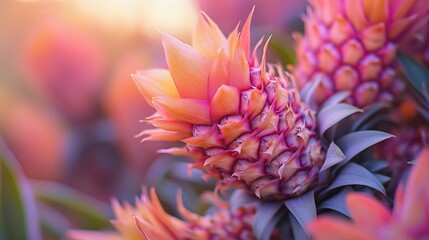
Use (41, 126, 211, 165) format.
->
(161, 32, 211, 100)
(229, 44, 250, 91)
(152, 96, 211, 125)
(362, 0, 388, 23)
(208, 49, 230, 100)
(133, 69, 180, 107)
(192, 12, 227, 60)
(210, 84, 240, 122)
(239, 6, 255, 63)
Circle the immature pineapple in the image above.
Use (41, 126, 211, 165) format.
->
(294, 0, 429, 108)
(68, 188, 259, 240)
(134, 10, 325, 200)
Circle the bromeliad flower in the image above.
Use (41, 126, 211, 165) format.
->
(293, 0, 429, 108)
(134, 10, 326, 200)
(67, 188, 259, 240)
(134, 7, 393, 203)
(308, 148, 429, 240)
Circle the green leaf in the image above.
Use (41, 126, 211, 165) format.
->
(32, 181, 110, 229)
(320, 142, 345, 172)
(0, 138, 41, 240)
(323, 162, 385, 194)
(398, 52, 429, 98)
(318, 103, 362, 135)
(284, 190, 316, 238)
(253, 201, 285, 240)
(337, 131, 393, 164)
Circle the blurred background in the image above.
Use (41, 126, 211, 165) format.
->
(0, 0, 305, 239)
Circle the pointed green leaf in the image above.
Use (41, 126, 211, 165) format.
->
(337, 131, 393, 164)
(284, 190, 316, 238)
(318, 188, 351, 217)
(398, 52, 429, 98)
(320, 142, 345, 172)
(318, 103, 362, 135)
(253, 201, 285, 240)
(324, 162, 385, 194)
(0, 138, 41, 240)
(32, 181, 110, 229)
(319, 91, 350, 112)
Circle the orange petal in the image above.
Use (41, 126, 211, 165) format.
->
(229, 42, 250, 91)
(137, 129, 184, 142)
(307, 217, 373, 240)
(346, 193, 391, 232)
(210, 84, 240, 122)
(208, 48, 230, 100)
(239, 7, 255, 63)
(133, 69, 180, 108)
(149, 119, 193, 136)
(161, 32, 211, 100)
(226, 24, 240, 59)
(152, 96, 211, 125)
(362, 0, 388, 23)
(192, 12, 227, 60)
(345, 1, 367, 30)
(183, 126, 223, 148)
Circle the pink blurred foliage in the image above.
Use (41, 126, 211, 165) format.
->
(103, 52, 172, 173)
(0, 94, 68, 181)
(19, 18, 105, 123)
(197, 0, 305, 31)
